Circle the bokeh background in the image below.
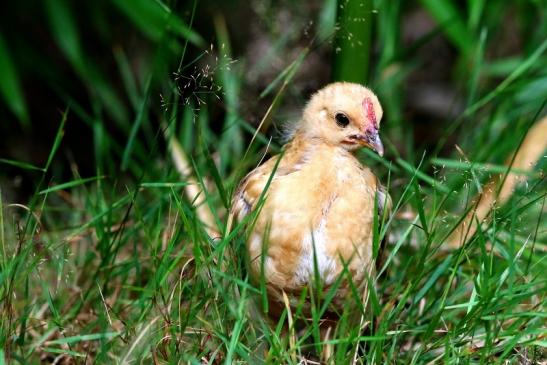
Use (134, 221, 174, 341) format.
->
(2, 0, 544, 198)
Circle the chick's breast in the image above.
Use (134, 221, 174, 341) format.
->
(236, 144, 378, 304)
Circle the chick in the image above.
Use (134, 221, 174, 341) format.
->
(232, 82, 389, 329)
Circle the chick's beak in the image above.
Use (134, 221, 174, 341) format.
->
(369, 132, 384, 157)
(352, 130, 384, 156)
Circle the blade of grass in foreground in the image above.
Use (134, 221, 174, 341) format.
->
(44, 109, 68, 172)
(397, 158, 450, 193)
(139, 182, 189, 188)
(39, 176, 105, 195)
(46, 332, 119, 346)
(0, 159, 44, 172)
(430, 158, 539, 176)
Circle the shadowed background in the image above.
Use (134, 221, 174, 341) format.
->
(2, 0, 544, 198)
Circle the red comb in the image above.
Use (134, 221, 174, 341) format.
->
(363, 97, 377, 129)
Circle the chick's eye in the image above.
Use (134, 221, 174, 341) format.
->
(335, 113, 350, 128)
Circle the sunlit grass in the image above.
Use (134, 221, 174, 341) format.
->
(0, 0, 546, 363)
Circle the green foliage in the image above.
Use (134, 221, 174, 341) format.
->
(0, 34, 29, 128)
(419, 0, 475, 55)
(332, 0, 373, 83)
(0, 0, 546, 363)
(112, 0, 205, 48)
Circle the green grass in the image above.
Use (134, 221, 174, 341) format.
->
(1, 0, 546, 363)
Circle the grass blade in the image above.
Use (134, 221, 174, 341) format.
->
(47, 332, 119, 346)
(419, 0, 474, 55)
(332, 0, 373, 83)
(464, 38, 547, 116)
(0, 34, 29, 128)
(39, 176, 105, 195)
(44, 109, 68, 172)
(0, 159, 44, 172)
(113, 0, 205, 47)
(122, 75, 152, 171)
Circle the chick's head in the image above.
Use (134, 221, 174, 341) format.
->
(299, 82, 384, 155)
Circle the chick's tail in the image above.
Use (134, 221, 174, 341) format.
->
(446, 115, 547, 249)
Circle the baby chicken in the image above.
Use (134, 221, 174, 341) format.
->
(232, 82, 389, 329)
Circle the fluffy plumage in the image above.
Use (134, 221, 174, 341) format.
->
(232, 82, 390, 320)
